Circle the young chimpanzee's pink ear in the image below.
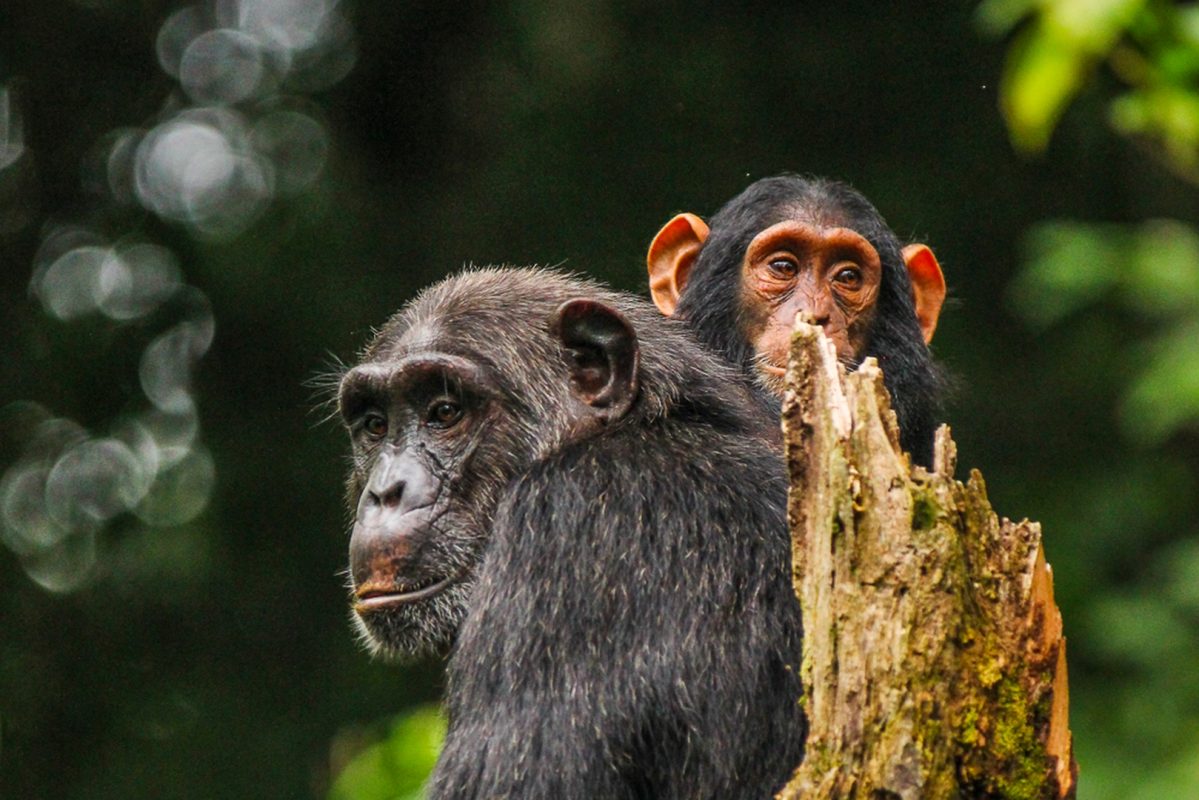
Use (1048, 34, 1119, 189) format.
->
(550, 299, 639, 422)
(647, 213, 710, 316)
(902, 243, 946, 345)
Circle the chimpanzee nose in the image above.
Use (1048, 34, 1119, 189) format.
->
(350, 448, 442, 592)
(357, 448, 439, 523)
(366, 481, 404, 510)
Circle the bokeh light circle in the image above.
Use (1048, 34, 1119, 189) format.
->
(35, 245, 109, 320)
(45, 438, 150, 528)
(156, 5, 213, 79)
(97, 242, 183, 321)
(1, 464, 68, 555)
(135, 447, 215, 526)
(180, 28, 267, 105)
(250, 109, 328, 195)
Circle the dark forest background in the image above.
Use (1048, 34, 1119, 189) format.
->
(3, 1, 1199, 798)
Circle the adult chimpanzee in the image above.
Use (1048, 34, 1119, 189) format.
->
(647, 174, 947, 466)
(338, 268, 805, 797)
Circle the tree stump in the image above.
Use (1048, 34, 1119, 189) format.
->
(777, 322, 1077, 800)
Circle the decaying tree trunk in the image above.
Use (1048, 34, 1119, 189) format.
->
(777, 322, 1077, 800)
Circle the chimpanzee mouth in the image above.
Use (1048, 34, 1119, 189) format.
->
(354, 571, 461, 613)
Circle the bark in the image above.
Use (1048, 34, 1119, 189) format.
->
(776, 322, 1077, 800)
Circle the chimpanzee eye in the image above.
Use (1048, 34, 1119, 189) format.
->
(766, 258, 798, 279)
(427, 399, 464, 429)
(362, 413, 388, 438)
(832, 265, 862, 289)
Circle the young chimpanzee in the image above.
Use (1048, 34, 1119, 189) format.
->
(338, 268, 805, 798)
(647, 174, 947, 466)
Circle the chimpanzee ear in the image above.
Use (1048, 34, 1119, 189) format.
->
(902, 244, 946, 344)
(647, 213, 710, 316)
(550, 299, 640, 421)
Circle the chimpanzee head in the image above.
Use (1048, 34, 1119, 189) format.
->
(337, 268, 748, 659)
(647, 174, 947, 465)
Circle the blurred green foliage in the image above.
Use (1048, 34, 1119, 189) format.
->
(328, 706, 445, 800)
(989, 2, 1199, 797)
(1010, 219, 1199, 442)
(983, 0, 1199, 177)
(1008, 220, 1199, 796)
(981, 0, 1147, 151)
(1, 1, 1198, 798)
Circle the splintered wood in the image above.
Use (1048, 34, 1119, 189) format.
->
(777, 322, 1076, 800)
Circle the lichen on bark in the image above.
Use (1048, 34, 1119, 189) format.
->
(777, 322, 1076, 800)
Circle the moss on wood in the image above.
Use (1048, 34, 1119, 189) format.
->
(777, 323, 1076, 800)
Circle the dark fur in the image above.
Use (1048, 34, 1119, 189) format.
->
(676, 174, 946, 466)
(346, 268, 805, 798)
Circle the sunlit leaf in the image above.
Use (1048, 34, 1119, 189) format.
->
(328, 706, 446, 800)
(1176, 4, 1199, 48)
(1152, 87, 1199, 163)
(996, 0, 1148, 151)
(1000, 23, 1091, 152)
(1133, 85, 1199, 142)
(1011, 218, 1199, 329)
(1044, 0, 1147, 49)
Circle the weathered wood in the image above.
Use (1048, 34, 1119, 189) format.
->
(777, 322, 1076, 800)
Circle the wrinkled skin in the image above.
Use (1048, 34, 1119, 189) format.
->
(648, 173, 948, 466)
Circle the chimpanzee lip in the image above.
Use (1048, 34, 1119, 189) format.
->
(761, 364, 786, 377)
(354, 572, 459, 612)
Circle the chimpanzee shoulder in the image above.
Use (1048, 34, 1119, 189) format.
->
(432, 416, 804, 799)
(339, 266, 806, 797)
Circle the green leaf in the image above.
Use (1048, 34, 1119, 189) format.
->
(1178, 5, 1199, 47)
(328, 706, 447, 800)
(1043, 0, 1148, 50)
(997, 0, 1149, 151)
(1126, 220, 1199, 315)
(1152, 87, 1199, 162)
(1121, 321, 1199, 443)
(1007, 222, 1124, 326)
(1155, 44, 1199, 82)
(1001, 23, 1092, 152)
(1109, 89, 1154, 134)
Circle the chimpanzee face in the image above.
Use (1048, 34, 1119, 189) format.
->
(339, 349, 506, 660)
(736, 219, 882, 391)
(337, 275, 642, 661)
